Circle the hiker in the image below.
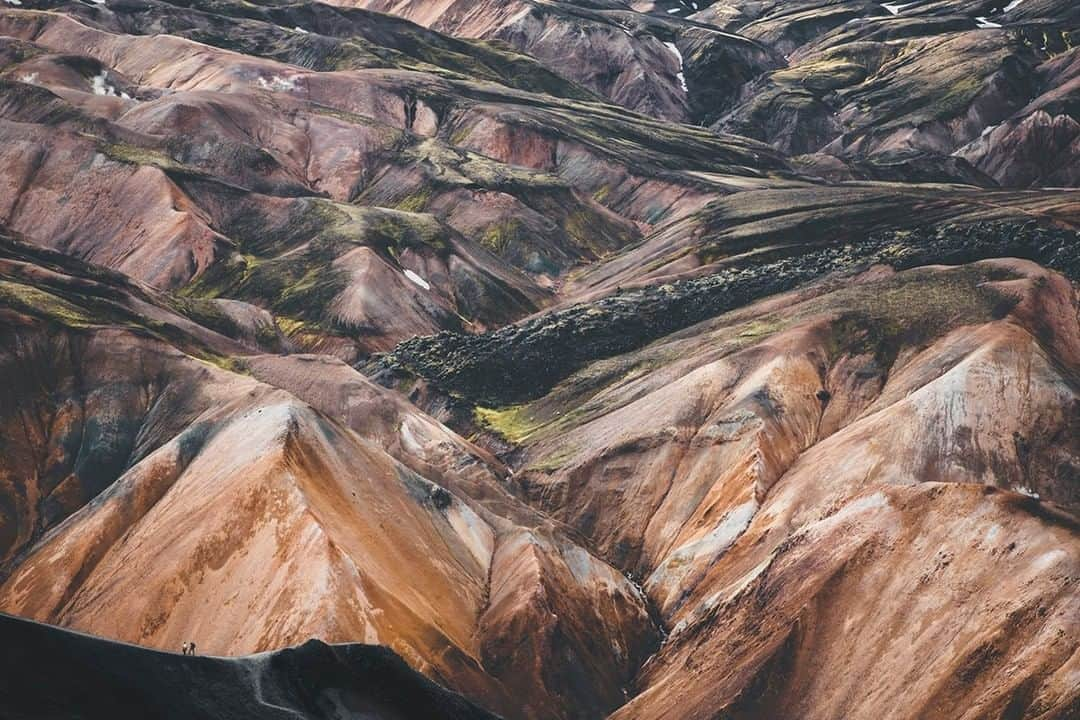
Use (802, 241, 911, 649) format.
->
(181, 641, 197, 656)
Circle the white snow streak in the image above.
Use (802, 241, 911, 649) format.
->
(882, 2, 916, 15)
(404, 268, 430, 290)
(91, 72, 114, 96)
(664, 41, 688, 92)
(90, 72, 131, 99)
(257, 75, 297, 91)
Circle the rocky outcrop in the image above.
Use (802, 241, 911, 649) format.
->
(957, 46, 1080, 187)
(383, 221, 1080, 404)
(695, 2, 1080, 187)
(958, 110, 1079, 187)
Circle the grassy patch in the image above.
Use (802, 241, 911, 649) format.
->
(480, 220, 522, 254)
(820, 264, 1017, 364)
(0, 281, 97, 327)
(525, 444, 579, 473)
(99, 142, 186, 172)
(473, 405, 545, 444)
(395, 188, 433, 213)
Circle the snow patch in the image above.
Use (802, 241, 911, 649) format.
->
(2, 0, 22, 5)
(664, 41, 688, 93)
(669, 1, 698, 12)
(91, 72, 121, 97)
(975, 16, 1002, 28)
(257, 75, 297, 92)
(1002, 0, 1024, 12)
(19, 73, 38, 85)
(88, 0, 106, 4)
(293, 26, 308, 34)
(404, 268, 430, 290)
(882, 2, 916, 15)
(1014, 485, 1040, 499)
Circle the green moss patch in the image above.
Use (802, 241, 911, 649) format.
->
(0, 281, 98, 327)
(473, 405, 545, 444)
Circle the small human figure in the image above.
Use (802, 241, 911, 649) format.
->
(181, 641, 197, 656)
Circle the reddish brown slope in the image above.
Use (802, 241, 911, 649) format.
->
(465, 257, 1079, 719)
(347, 0, 780, 123)
(0, 237, 659, 720)
(0, 4, 791, 360)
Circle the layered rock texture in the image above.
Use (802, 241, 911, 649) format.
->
(0, 1, 1077, 719)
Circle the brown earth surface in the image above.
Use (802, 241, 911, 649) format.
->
(0, 1, 1077, 719)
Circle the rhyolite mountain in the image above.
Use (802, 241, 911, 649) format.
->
(0, 1, 1077, 719)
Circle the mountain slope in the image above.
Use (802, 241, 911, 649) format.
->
(0, 0, 1077, 719)
(0, 234, 658, 720)
(400, 252, 1080, 720)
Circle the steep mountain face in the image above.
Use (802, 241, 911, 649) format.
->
(0, 235, 660, 719)
(697, 1, 1080, 184)
(345, 0, 782, 124)
(0, 1, 1077, 720)
(0, 0, 792, 364)
(385, 227, 1080, 719)
(473, 257, 1080, 716)
(327, 1, 1080, 186)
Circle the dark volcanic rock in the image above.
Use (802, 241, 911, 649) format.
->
(0, 612, 499, 720)
(382, 221, 1080, 405)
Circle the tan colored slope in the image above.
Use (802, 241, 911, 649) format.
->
(0, 248, 658, 720)
(245, 353, 563, 530)
(617, 482, 1079, 720)
(494, 258, 1079, 718)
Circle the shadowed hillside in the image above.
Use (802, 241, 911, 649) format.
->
(0, 613, 500, 720)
